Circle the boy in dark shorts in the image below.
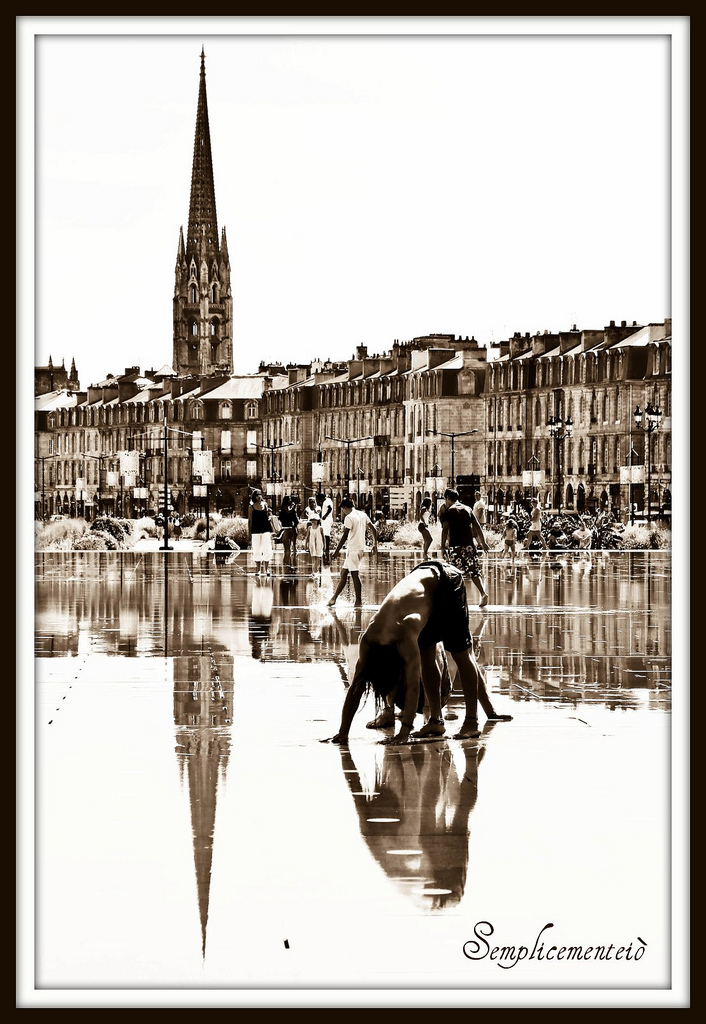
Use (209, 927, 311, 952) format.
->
(439, 488, 490, 607)
(323, 560, 511, 746)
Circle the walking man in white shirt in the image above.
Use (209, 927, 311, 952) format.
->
(328, 496, 378, 607)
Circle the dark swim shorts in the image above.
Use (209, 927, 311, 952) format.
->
(412, 560, 473, 654)
(445, 544, 483, 581)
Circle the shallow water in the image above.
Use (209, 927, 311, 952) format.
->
(32, 549, 672, 994)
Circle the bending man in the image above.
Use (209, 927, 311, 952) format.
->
(324, 560, 512, 745)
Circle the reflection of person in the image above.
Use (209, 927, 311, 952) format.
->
(320, 490, 334, 565)
(247, 489, 274, 576)
(328, 496, 378, 607)
(336, 732, 495, 909)
(324, 560, 511, 746)
(248, 577, 273, 659)
(439, 488, 490, 608)
(307, 514, 324, 575)
(417, 497, 433, 558)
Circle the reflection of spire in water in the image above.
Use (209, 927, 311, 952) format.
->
(173, 652, 234, 959)
(338, 740, 483, 911)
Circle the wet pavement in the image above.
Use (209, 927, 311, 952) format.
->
(31, 548, 674, 998)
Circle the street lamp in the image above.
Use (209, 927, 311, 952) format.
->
(325, 434, 373, 491)
(81, 452, 105, 517)
(547, 414, 573, 516)
(633, 402, 662, 523)
(36, 454, 56, 520)
(354, 465, 366, 505)
(425, 429, 478, 489)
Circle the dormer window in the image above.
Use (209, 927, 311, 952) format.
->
(246, 402, 257, 419)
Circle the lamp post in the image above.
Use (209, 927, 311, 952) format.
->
(81, 452, 105, 517)
(325, 434, 373, 493)
(354, 466, 366, 506)
(633, 402, 662, 523)
(36, 455, 55, 520)
(425, 429, 478, 489)
(547, 414, 573, 516)
(159, 413, 172, 551)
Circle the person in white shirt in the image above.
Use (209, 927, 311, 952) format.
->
(328, 496, 378, 607)
(472, 490, 487, 528)
(319, 490, 334, 564)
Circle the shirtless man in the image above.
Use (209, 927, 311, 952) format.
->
(324, 560, 512, 745)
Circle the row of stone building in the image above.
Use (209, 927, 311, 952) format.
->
(34, 316, 671, 524)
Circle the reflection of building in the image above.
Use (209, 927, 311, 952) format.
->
(173, 653, 234, 958)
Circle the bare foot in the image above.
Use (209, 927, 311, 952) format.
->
(412, 718, 446, 738)
(366, 709, 396, 729)
(455, 718, 481, 739)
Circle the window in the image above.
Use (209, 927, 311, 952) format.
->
(246, 459, 257, 477)
(220, 402, 232, 420)
(190, 285, 197, 303)
(222, 461, 231, 478)
(246, 402, 258, 419)
(246, 430, 257, 454)
(220, 430, 231, 453)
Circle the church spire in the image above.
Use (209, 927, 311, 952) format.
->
(173, 48, 233, 378)
(187, 47, 218, 264)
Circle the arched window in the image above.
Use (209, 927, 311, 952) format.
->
(191, 321, 198, 336)
(220, 402, 232, 420)
(211, 284, 218, 302)
(246, 402, 257, 419)
(190, 285, 197, 304)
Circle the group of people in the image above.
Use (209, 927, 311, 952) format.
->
(321, 485, 512, 746)
(247, 489, 335, 576)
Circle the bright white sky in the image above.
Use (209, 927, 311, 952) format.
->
(24, 20, 676, 389)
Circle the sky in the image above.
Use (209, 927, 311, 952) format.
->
(22, 19, 679, 390)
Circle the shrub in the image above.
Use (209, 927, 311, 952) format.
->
(376, 519, 401, 544)
(390, 521, 425, 549)
(73, 529, 119, 551)
(132, 516, 162, 540)
(620, 523, 671, 550)
(214, 516, 249, 548)
(91, 516, 127, 545)
(35, 518, 89, 550)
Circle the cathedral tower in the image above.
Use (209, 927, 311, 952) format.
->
(173, 48, 233, 377)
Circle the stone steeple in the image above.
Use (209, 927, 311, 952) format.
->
(173, 48, 233, 377)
